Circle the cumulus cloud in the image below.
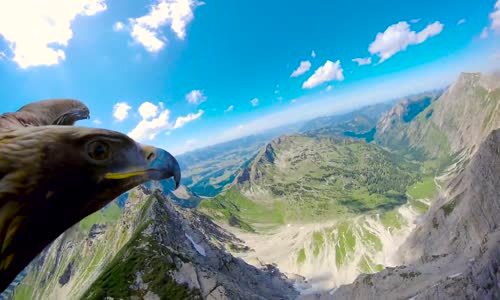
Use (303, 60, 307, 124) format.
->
(325, 85, 333, 92)
(352, 57, 372, 66)
(0, 0, 107, 68)
(124, 0, 203, 53)
(93, 118, 102, 125)
(457, 19, 466, 26)
(410, 18, 421, 24)
(186, 89, 207, 105)
(368, 21, 444, 63)
(490, 0, 500, 31)
(250, 98, 259, 106)
(113, 102, 132, 121)
(113, 21, 125, 31)
(290, 60, 311, 77)
(480, 27, 489, 39)
(311, 50, 316, 58)
(128, 101, 203, 141)
(138, 101, 159, 119)
(224, 105, 234, 113)
(302, 60, 344, 89)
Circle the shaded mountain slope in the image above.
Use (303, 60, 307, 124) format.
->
(376, 72, 500, 165)
(332, 129, 500, 299)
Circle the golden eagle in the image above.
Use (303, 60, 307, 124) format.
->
(0, 100, 180, 291)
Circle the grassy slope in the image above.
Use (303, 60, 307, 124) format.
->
(199, 138, 423, 229)
(12, 284, 33, 300)
(79, 202, 122, 233)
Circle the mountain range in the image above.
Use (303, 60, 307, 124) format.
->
(3, 71, 499, 299)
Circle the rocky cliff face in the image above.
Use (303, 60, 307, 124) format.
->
(331, 129, 500, 300)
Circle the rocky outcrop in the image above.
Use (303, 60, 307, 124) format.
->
(331, 129, 500, 299)
(82, 187, 299, 300)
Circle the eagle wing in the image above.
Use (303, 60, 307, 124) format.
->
(0, 99, 90, 129)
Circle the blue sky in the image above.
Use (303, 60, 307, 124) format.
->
(0, 0, 499, 154)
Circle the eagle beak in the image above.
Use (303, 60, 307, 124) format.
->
(141, 144, 181, 189)
(104, 144, 181, 189)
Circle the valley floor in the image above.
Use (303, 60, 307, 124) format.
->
(222, 198, 425, 295)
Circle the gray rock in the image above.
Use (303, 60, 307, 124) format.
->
(333, 129, 500, 300)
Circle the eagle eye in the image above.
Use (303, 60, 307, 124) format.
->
(87, 141, 110, 161)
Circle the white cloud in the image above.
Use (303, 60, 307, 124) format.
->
(224, 105, 234, 113)
(480, 27, 489, 39)
(250, 98, 259, 107)
(352, 57, 372, 66)
(490, 0, 500, 31)
(113, 102, 132, 121)
(0, 0, 107, 68)
(290, 60, 311, 77)
(174, 109, 203, 129)
(302, 60, 344, 89)
(0, 51, 6, 60)
(410, 18, 421, 24)
(113, 21, 125, 31)
(457, 19, 466, 26)
(368, 21, 444, 63)
(130, 24, 165, 52)
(138, 101, 159, 119)
(128, 101, 203, 141)
(186, 89, 207, 105)
(311, 50, 316, 58)
(325, 85, 333, 92)
(125, 0, 202, 53)
(93, 118, 102, 125)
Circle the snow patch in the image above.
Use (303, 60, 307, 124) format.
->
(448, 273, 462, 279)
(185, 233, 206, 256)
